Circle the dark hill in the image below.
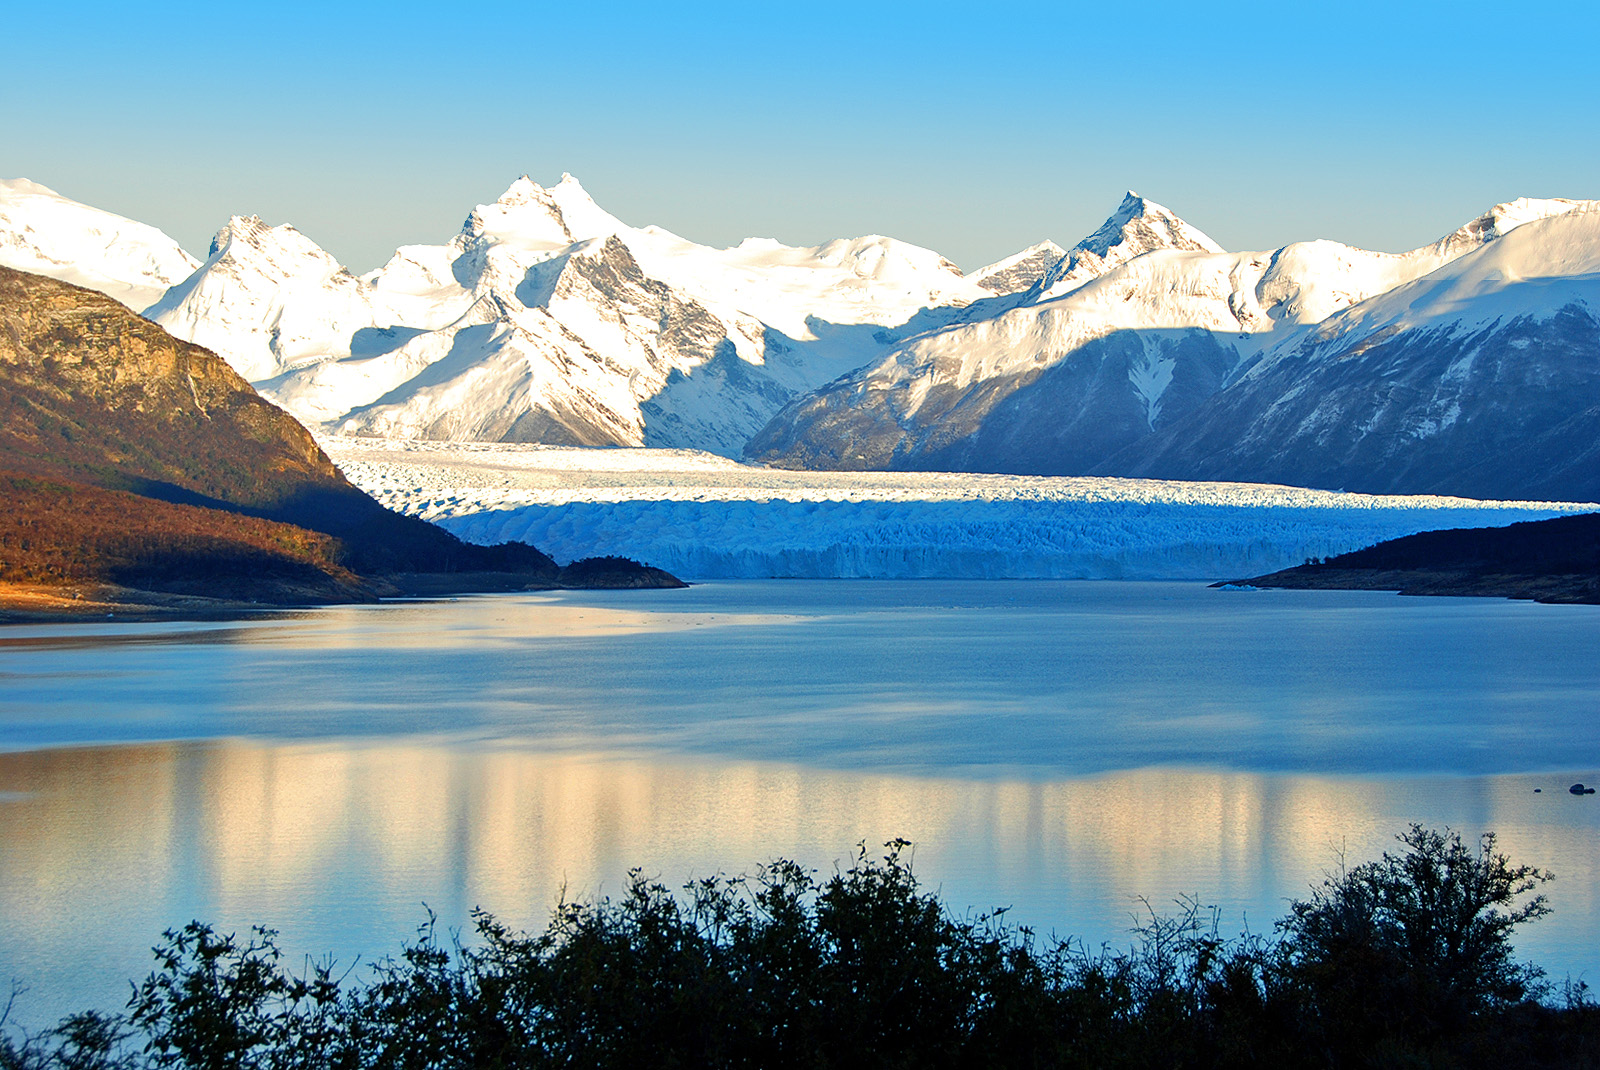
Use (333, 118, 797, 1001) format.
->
(1234, 512, 1600, 604)
(0, 266, 680, 613)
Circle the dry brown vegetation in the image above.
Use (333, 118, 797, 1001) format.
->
(0, 471, 373, 603)
(0, 266, 605, 613)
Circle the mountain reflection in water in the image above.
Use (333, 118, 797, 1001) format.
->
(1, 581, 1596, 1027)
(1, 739, 1597, 1028)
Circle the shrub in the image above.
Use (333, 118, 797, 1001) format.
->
(2, 831, 1592, 1070)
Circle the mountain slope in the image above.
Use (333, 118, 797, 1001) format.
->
(0, 178, 200, 311)
(1104, 208, 1600, 502)
(0, 265, 560, 599)
(141, 176, 998, 455)
(748, 196, 1596, 480)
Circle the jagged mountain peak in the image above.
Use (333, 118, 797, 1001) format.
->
(1078, 191, 1223, 259)
(463, 174, 625, 252)
(209, 214, 270, 255)
(205, 214, 342, 267)
(1035, 193, 1223, 300)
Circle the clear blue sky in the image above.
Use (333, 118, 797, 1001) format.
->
(4, 0, 1595, 272)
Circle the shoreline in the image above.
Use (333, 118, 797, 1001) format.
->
(0, 567, 688, 625)
(1228, 567, 1600, 605)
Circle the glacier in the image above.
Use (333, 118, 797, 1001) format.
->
(322, 439, 1595, 581)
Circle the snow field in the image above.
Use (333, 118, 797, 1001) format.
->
(322, 440, 1595, 581)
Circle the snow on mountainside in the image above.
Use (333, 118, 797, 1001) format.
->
(966, 240, 1067, 294)
(8, 174, 1596, 499)
(135, 174, 999, 456)
(0, 178, 199, 310)
(1035, 192, 1224, 300)
(747, 195, 1599, 481)
(321, 439, 1593, 581)
(1105, 205, 1600, 502)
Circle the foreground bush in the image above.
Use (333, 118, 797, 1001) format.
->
(4, 830, 1597, 1069)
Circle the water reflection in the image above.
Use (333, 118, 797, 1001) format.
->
(2, 740, 1596, 1027)
(3, 582, 1597, 777)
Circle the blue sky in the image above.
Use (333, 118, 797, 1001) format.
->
(4, 0, 1595, 271)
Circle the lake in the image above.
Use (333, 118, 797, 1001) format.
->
(2, 580, 1598, 1026)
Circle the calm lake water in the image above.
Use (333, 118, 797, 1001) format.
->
(2, 580, 1598, 1025)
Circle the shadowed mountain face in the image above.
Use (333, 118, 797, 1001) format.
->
(0, 266, 557, 589)
(1102, 302, 1600, 503)
(745, 328, 1238, 474)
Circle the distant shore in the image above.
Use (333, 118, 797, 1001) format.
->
(1220, 567, 1600, 605)
(0, 564, 687, 624)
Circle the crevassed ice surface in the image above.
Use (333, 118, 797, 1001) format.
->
(323, 439, 1597, 579)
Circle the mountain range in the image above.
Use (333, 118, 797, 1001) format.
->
(2, 176, 1595, 502)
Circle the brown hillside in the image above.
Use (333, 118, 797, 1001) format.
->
(0, 266, 338, 506)
(0, 266, 558, 579)
(0, 471, 373, 604)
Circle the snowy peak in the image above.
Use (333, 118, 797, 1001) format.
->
(1037, 192, 1223, 299)
(1428, 197, 1592, 260)
(0, 177, 199, 311)
(967, 240, 1068, 295)
(146, 213, 379, 383)
(461, 173, 625, 252)
(1081, 192, 1223, 259)
(1306, 202, 1600, 348)
(203, 214, 350, 280)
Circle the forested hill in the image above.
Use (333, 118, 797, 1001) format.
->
(0, 266, 674, 612)
(1239, 511, 1600, 604)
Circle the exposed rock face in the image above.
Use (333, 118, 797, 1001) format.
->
(0, 263, 341, 507)
(965, 241, 1067, 295)
(746, 328, 1238, 473)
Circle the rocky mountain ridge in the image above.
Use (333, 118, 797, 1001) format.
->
(2, 177, 1596, 502)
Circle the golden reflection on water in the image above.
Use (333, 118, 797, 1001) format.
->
(0, 594, 799, 655)
(1, 739, 1597, 1022)
(283, 595, 802, 649)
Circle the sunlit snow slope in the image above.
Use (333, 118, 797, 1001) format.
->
(322, 440, 1593, 580)
(0, 179, 199, 310)
(142, 175, 995, 455)
(748, 195, 1597, 479)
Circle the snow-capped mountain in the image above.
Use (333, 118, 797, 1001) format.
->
(8, 173, 1597, 501)
(0, 178, 199, 310)
(962, 240, 1066, 295)
(747, 194, 1597, 488)
(137, 175, 996, 454)
(1103, 205, 1600, 501)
